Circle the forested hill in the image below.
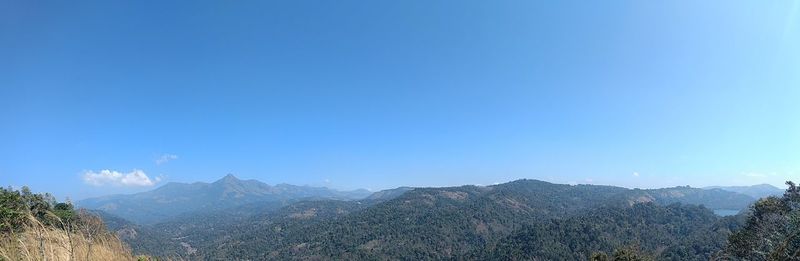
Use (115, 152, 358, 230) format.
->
(486, 203, 737, 260)
(77, 174, 371, 224)
(635, 185, 757, 210)
(704, 184, 785, 199)
(197, 180, 752, 259)
(106, 178, 766, 259)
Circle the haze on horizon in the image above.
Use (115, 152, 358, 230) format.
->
(2, 0, 799, 200)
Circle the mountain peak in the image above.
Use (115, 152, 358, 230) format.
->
(216, 174, 241, 183)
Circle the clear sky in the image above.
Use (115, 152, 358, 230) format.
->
(2, 0, 799, 200)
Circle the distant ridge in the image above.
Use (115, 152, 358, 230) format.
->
(365, 186, 414, 201)
(703, 184, 784, 199)
(77, 174, 371, 224)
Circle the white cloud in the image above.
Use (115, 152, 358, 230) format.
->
(83, 169, 160, 187)
(632, 172, 640, 177)
(156, 154, 178, 165)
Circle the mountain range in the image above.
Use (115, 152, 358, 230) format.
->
(77, 174, 371, 224)
(76, 175, 781, 259)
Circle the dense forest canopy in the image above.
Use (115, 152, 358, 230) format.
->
(719, 181, 800, 260)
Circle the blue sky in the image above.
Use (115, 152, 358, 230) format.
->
(2, 0, 799, 200)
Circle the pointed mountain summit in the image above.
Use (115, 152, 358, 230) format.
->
(216, 173, 240, 183)
(78, 174, 372, 224)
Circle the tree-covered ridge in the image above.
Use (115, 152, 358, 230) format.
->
(486, 203, 737, 260)
(720, 181, 800, 260)
(641, 186, 756, 210)
(158, 180, 750, 260)
(0, 186, 139, 260)
(196, 181, 641, 259)
(83, 178, 773, 260)
(97, 183, 413, 258)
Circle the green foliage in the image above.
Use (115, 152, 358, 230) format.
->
(721, 181, 800, 260)
(611, 246, 654, 261)
(0, 187, 27, 232)
(487, 203, 726, 260)
(1, 186, 67, 233)
(0, 186, 79, 232)
(591, 251, 610, 261)
(53, 202, 76, 223)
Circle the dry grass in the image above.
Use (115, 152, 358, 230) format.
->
(0, 215, 136, 261)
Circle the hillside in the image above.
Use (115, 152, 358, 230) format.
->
(200, 180, 749, 260)
(0, 186, 138, 260)
(638, 186, 756, 210)
(77, 174, 371, 224)
(105, 179, 761, 259)
(486, 203, 738, 260)
(115, 193, 400, 257)
(69, 177, 779, 259)
(704, 184, 785, 199)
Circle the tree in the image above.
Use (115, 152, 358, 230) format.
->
(720, 181, 800, 260)
(612, 247, 653, 261)
(0, 187, 26, 232)
(589, 246, 654, 261)
(591, 252, 610, 261)
(79, 209, 107, 260)
(52, 201, 77, 259)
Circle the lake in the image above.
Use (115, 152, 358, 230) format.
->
(713, 209, 741, 216)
